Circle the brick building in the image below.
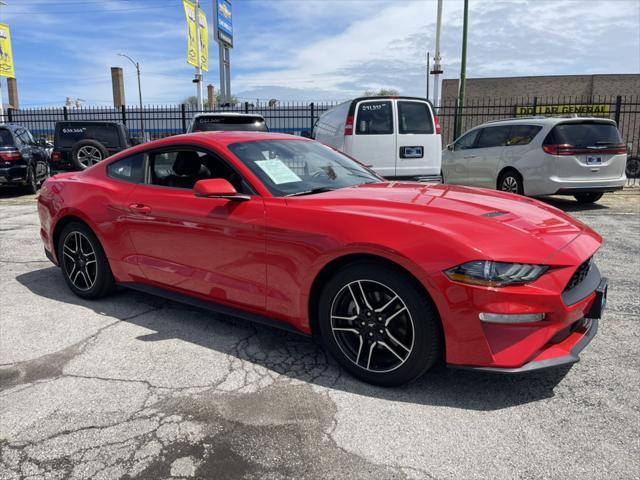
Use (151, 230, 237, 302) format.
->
(441, 74, 640, 100)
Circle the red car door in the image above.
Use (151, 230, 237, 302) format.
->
(124, 148, 267, 313)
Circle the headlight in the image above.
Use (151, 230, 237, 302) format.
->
(445, 261, 548, 287)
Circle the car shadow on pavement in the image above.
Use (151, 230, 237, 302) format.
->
(537, 196, 609, 212)
(17, 266, 572, 412)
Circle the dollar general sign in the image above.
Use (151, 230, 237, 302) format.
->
(516, 104, 610, 116)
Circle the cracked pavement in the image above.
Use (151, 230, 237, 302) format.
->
(0, 191, 639, 479)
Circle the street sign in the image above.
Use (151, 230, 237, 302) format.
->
(215, 0, 233, 48)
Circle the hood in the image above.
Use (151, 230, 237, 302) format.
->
(293, 182, 600, 264)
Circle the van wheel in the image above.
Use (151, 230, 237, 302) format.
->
(318, 261, 442, 386)
(574, 192, 604, 204)
(72, 140, 108, 170)
(498, 170, 524, 195)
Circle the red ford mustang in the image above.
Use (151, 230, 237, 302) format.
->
(37, 132, 607, 386)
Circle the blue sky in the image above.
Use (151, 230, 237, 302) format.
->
(2, 0, 639, 107)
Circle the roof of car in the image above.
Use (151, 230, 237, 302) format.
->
(165, 131, 306, 147)
(474, 116, 616, 128)
(192, 112, 265, 119)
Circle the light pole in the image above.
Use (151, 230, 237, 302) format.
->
(455, 0, 469, 139)
(118, 53, 145, 141)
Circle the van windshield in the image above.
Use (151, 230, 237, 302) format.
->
(193, 116, 268, 132)
(228, 139, 381, 197)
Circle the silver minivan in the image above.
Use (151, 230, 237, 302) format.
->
(442, 117, 627, 203)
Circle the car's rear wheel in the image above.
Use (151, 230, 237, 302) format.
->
(498, 170, 524, 195)
(23, 166, 38, 195)
(318, 261, 442, 386)
(574, 192, 604, 204)
(72, 140, 108, 170)
(57, 222, 116, 299)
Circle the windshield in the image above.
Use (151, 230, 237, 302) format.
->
(193, 116, 268, 132)
(227, 139, 382, 197)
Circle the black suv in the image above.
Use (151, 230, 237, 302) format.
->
(0, 123, 50, 194)
(51, 121, 138, 170)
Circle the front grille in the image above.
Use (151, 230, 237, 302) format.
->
(564, 257, 593, 292)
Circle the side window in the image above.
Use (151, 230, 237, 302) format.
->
(475, 126, 511, 149)
(398, 101, 434, 134)
(356, 101, 393, 135)
(14, 129, 26, 146)
(149, 148, 248, 193)
(107, 153, 144, 183)
(88, 125, 119, 146)
(454, 129, 480, 151)
(507, 125, 542, 146)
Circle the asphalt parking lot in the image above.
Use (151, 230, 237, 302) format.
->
(0, 189, 639, 480)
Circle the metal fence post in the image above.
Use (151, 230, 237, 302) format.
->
(121, 105, 127, 125)
(310, 102, 315, 132)
(244, 101, 249, 114)
(181, 104, 187, 133)
(614, 95, 622, 125)
(63, 106, 69, 120)
(452, 98, 459, 140)
(7, 107, 13, 123)
(531, 96, 538, 116)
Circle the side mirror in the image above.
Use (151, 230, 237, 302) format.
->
(447, 143, 454, 151)
(37, 137, 49, 147)
(194, 178, 250, 201)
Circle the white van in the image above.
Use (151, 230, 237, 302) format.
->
(313, 96, 442, 181)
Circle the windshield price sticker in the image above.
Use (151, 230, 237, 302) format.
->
(255, 159, 302, 184)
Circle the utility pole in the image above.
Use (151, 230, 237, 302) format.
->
(118, 53, 145, 141)
(426, 52, 430, 101)
(431, 0, 444, 110)
(194, 0, 204, 110)
(455, 0, 469, 139)
(0, 1, 7, 119)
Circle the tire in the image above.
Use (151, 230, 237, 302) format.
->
(574, 192, 604, 204)
(57, 221, 116, 299)
(23, 166, 38, 195)
(318, 261, 442, 386)
(626, 156, 640, 179)
(498, 170, 524, 195)
(71, 140, 108, 170)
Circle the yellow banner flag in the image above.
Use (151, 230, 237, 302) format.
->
(198, 8, 209, 72)
(183, 0, 198, 68)
(183, 1, 208, 71)
(0, 23, 16, 78)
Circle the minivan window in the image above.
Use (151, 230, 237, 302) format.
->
(398, 101, 434, 134)
(475, 126, 511, 148)
(193, 116, 268, 132)
(545, 122, 622, 147)
(356, 101, 393, 135)
(506, 125, 542, 146)
(454, 129, 479, 150)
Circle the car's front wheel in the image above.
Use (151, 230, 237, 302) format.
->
(574, 192, 604, 204)
(57, 222, 116, 299)
(23, 166, 38, 195)
(318, 261, 442, 386)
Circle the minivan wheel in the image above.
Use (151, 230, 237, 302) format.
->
(498, 170, 524, 195)
(574, 192, 604, 204)
(57, 222, 116, 299)
(318, 261, 442, 386)
(72, 140, 108, 170)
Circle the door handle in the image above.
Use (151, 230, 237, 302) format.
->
(129, 203, 151, 214)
